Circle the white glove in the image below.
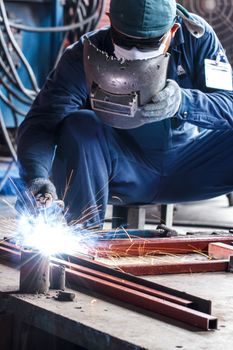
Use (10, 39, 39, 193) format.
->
(141, 79, 182, 122)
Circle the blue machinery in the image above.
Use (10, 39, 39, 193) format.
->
(1, 0, 106, 125)
(0, 0, 106, 191)
(1, 0, 63, 129)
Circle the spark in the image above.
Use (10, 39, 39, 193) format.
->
(0, 182, 102, 258)
(17, 212, 90, 257)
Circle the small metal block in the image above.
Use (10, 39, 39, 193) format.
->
(55, 291, 76, 302)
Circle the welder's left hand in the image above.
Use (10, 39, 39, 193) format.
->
(141, 79, 182, 122)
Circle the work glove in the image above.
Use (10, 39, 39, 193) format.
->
(15, 178, 64, 216)
(27, 178, 58, 208)
(141, 79, 182, 122)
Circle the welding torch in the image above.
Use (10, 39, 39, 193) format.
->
(35, 193, 65, 224)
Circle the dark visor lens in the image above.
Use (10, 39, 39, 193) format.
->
(111, 26, 164, 51)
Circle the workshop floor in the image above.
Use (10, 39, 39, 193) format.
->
(1, 262, 233, 349)
(1, 175, 233, 349)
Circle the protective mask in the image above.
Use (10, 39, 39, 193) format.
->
(114, 43, 166, 61)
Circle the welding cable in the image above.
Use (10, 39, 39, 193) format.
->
(0, 0, 107, 33)
(0, 56, 34, 105)
(0, 56, 17, 86)
(5, 89, 20, 131)
(0, 90, 26, 117)
(52, 0, 106, 68)
(89, 0, 103, 31)
(0, 30, 35, 99)
(0, 30, 36, 100)
(0, 108, 17, 161)
(0, 104, 18, 192)
(0, 160, 15, 191)
(0, 50, 35, 101)
(0, 0, 106, 77)
(1, 11, 101, 32)
(67, 0, 106, 37)
(76, 1, 89, 34)
(77, 0, 98, 34)
(0, 0, 39, 93)
(6, 87, 21, 131)
(1, 76, 33, 106)
(53, 31, 69, 69)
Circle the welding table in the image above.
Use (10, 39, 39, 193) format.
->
(0, 262, 233, 350)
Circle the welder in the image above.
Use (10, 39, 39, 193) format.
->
(17, 0, 233, 228)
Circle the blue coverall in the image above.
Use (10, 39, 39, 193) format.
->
(17, 15, 233, 227)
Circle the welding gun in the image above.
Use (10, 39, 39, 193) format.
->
(15, 193, 65, 224)
(34, 198, 65, 224)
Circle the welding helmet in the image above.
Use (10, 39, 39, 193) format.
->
(83, 38, 170, 129)
(83, 0, 177, 129)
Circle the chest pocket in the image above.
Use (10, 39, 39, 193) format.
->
(176, 63, 194, 88)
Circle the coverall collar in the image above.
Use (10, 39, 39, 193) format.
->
(169, 20, 185, 51)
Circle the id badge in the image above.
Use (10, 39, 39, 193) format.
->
(205, 59, 232, 91)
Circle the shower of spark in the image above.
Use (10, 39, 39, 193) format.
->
(18, 213, 85, 256)
(14, 199, 99, 257)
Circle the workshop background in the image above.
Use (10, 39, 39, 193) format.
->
(1, 0, 233, 228)
(1, 1, 233, 350)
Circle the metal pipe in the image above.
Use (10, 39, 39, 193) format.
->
(52, 257, 193, 307)
(66, 267, 218, 330)
(0, 240, 219, 315)
(50, 263, 65, 290)
(19, 249, 50, 294)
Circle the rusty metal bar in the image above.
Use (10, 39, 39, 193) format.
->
(52, 257, 193, 307)
(0, 240, 215, 314)
(0, 241, 220, 329)
(58, 252, 213, 314)
(113, 259, 229, 276)
(0, 244, 20, 264)
(0, 240, 20, 249)
(208, 242, 233, 259)
(89, 235, 233, 257)
(66, 267, 217, 330)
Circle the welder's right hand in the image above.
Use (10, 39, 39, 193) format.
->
(15, 178, 65, 217)
(27, 178, 58, 208)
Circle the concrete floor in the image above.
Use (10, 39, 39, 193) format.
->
(0, 194, 233, 349)
(0, 264, 233, 350)
(146, 196, 233, 230)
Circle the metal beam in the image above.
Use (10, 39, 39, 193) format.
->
(89, 236, 233, 257)
(208, 242, 233, 260)
(66, 267, 217, 330)
(114, 259, 229, 276)
(52, 257, 192, 307)
(0, 240, 218, 330)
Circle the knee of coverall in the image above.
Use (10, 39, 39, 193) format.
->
(53, 110, 112, 225)
(53, 108, 110, 189)
(57, 109, 103, 143)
